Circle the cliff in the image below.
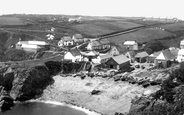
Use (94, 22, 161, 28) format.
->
(0, 60, 89, 111)
(128, 63, 184, 115)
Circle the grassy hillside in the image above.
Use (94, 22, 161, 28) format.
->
(106, 28, 174, 45)
(0, 16, 26, 26)
(72, 20, 142, 36)
(0, 14, 184, 59)
(159, 22, 184, 32)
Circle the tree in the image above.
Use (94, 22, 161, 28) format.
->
(144, 40, 166, 54)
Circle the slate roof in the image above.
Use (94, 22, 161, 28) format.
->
(70, 48, 81, 56)
(111, 54, 130, 64)
(100, 53, 113, 60)
(149, 51, 161, 57)
(62, 36, 73, 41)
(100, 39, 110, 44)
(135, 51, 149, 58)
(73, 34, 83, 39)
(125, 51, 136, 58)
(91, 40, 101, 46)
(156, 49, 175, 60)
(85, 50, 99, 56)
(169, 48, 179, 57)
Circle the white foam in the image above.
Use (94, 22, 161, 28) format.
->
(27, 100, 101, 115)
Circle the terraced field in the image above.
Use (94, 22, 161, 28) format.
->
(0, 16, 26, 25)
(159, 22, 184, 32)
(106, 27, 174, 44)
(72, 20, 142, 36)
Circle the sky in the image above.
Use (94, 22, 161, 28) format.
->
(0, 0, 183, 20)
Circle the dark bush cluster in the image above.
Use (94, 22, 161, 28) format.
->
(45, 61, 61, 76)
(129, 62, 184, 115)
(144, 40, 166, 54)
(5, 49, 33, 61)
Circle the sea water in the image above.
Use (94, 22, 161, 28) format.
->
(0, 101, 99, 115)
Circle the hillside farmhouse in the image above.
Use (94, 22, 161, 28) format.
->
(123, 40, 138, 51)
(87, 40, 101, 50)
(58, 36, 74, 47)
(16, 41, 49, 53)
(99, 39, 110, 49)
(86, 39, 110, 51)
(108, 45, 120, 56)
(72, 34, 83, 43)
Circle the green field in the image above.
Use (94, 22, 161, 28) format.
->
(106, 28, 174, 44)
(159, 22, 184, 32)
(72, 20, 142, 36)
(0, 16, 26, 25)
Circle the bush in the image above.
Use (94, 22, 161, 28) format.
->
(5, 49, 27, 61)
(144, 40, 166, 54)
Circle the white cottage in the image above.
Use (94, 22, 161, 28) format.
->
(180, 39, 184, 49)
(177, 49, 184, 62)
(64, 48, 83, 62)
(123, 40, 138, 50)
(58, 36, 74, 47)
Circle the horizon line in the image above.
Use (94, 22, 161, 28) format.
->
(0, 13, 183, 21)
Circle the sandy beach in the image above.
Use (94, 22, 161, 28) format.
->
(39, 75, 160, 115)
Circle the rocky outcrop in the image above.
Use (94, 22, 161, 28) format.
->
(0, 60, 88, 111)
(45, 61, 61, 75)
(0, 87, 14, 112)
(128, 63, 184, 115)
(10, 65, 53, 101)
(0, 60, 89, 111)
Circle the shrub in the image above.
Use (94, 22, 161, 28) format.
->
(5, 49, 27, 61)
(144, 40, 166, 54)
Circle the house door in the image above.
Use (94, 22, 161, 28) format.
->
(110, 65, 114, 69)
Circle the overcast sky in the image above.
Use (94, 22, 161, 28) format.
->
(0, 0, 183, 19)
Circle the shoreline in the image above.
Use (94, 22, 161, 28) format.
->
(39, 75, 160, 115)
(27, 100, 102, 115)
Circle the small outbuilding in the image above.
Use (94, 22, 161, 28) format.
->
(147, 51, 161, 63)
(105, 54, 130, 70)
(134, 51, 149, 63)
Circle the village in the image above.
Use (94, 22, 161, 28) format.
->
(10, 29, 184, 90)
(0, 15, 184, 115)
